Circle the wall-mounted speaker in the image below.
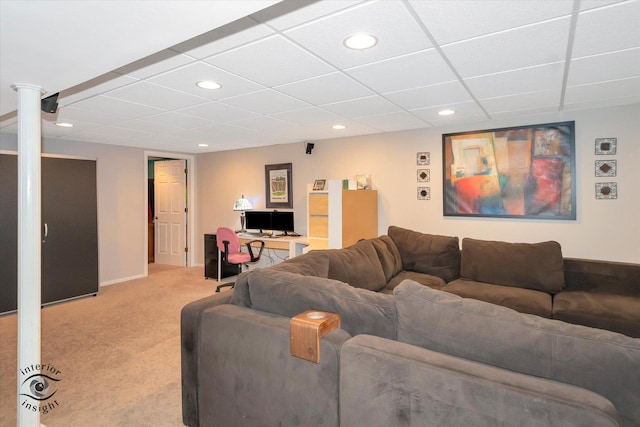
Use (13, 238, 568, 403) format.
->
(41, 93, 59, 113)
(305, 142, 315, 154)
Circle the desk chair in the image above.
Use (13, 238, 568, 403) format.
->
(215, 227, 265, 293)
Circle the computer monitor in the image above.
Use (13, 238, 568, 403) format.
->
(244, 211, 272, 232)
(271, 211, 295, 234)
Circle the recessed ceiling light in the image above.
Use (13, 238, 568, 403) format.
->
(198, 143, 209, 147)
(332, 124, 346, 130)
(344, 33, 378, 50)
(54, 122, 74, 127)
(438, 109, 456, 116)
(196, 80, 221, 90)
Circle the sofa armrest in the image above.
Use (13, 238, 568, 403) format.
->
(197, 304, 351, 426)
(181, 292, 232, 427)
(340, 335, 621, 427)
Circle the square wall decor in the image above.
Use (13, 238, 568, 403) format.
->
(417, 187, 431, 200)
(417, 152, 430, 165)
(595, 160, 617, 177)
(595, 182, 617, 199)
(595, 138, 617, 155)
(417, 169, 430, 182)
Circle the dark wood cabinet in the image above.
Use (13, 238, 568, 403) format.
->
(204, 233, 239, 280)
(0, 154, 98, 314)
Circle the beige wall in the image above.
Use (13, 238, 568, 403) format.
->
(197, 103, 640, 264)
(2, 103, 638, 286)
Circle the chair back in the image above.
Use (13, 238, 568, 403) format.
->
(216, 227, 240, 254)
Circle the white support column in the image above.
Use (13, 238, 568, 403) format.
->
(12, 83, 43, 427)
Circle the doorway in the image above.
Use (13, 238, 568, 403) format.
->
(144, 151, 196, 277)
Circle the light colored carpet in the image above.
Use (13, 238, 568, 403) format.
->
(0, 264, 223, 427)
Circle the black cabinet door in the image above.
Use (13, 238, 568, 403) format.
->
(0, 154, 18, 313)
(41, 157, 98, 304)
(204, 234, 239, 279)
(0, 154, 98, 313)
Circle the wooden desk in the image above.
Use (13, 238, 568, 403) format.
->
(238, 235, 308, 259)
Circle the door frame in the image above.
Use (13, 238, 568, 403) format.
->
(143, 150, 196, 277)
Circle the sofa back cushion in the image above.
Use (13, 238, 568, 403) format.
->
(460, 238, 565, 292)
(388, 226, 460, 282)
(394, 280, 640, 427)
(270, 250, 330, 277)
(367, 235, 403, 282)
(246, 268, 397, 339)
(327, 239, 387, 292)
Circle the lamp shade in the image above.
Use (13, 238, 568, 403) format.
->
(233, 196, 252, 211)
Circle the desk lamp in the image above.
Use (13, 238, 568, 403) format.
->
(233, 195, 252, 233)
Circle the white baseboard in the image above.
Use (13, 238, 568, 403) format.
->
(100, 273, 145, 287)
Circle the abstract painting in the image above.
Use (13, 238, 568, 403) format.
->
(443, 121, 575, 219)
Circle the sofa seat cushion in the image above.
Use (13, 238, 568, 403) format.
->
(443, 279, 552, 318)
(386, 270, 446, 292)
(388, 226, 460, 282)
(245, 268, 397, 339)
(393, 280, 640, 427)
(327, 239, 387, 292)
(553, 292, 640, 338)
(460, 238, 565, 293)
(341, 334, 621, 427)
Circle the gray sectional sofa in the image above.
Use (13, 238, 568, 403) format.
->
(181, 226, 640, 426)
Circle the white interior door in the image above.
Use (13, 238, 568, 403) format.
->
(154, 159, 186, 266)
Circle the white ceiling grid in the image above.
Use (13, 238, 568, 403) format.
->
(1, 0, 638, 153)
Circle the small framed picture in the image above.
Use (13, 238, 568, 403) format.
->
(595, 138, 617, 155)
(312, 179, 326, 191)
(416, 152, 430, 165)
(595, 182, 617, 199)
(417, 169, 430, 182)
(595, 160, 617, 177)
(417, 187, 431, 200)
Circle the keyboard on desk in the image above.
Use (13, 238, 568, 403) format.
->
(238, 232, 270, 238)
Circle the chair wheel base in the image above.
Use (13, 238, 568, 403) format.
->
(216, 282, 234, 293)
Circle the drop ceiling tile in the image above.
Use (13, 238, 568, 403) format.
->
(252, 1, 365, 30)
(345, 49, 457, 94)
(410, 101, 488, 124)
(409, 0, 573, 45)
(322, 95, 401, 117)
(490, 106, 560, 120)
(354, 111, 430, 132)
(63, 131, 131, 146)
(564, 76, 640, 104)
(179, 101, 258, 123)
(112, 118, 184, 134)
(106, 81, 209, 111)
(114, 50, 196, 79)
(273, 107, 343, 126)
(139, 112, 213, 129)
(84, 125, 153, 139)
(59, 73, 138, 107)
(285, 1, 432, 69)
(148, 62, 264, 100)
(442, 17, 571, 78)
(206, 35, 335, 87)
(479, 90, 560, 114)
(275, 72, 374, 105)
(222, 89, 311, 115)
(228, 116, 294, 133)
(133, 132, 196, 148)
(171, 18, 275, 59)
(60, 97, 163, 124)
(568, 48, 640, 86)
(573, 1, 640, 58)
(385, 81, 472, 110)
(41, 118, 100, 137)
(466, 62, 565, 100)
(563, 94, 640, 111)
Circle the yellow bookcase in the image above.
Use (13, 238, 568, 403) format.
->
(307, 180, 378, 250)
